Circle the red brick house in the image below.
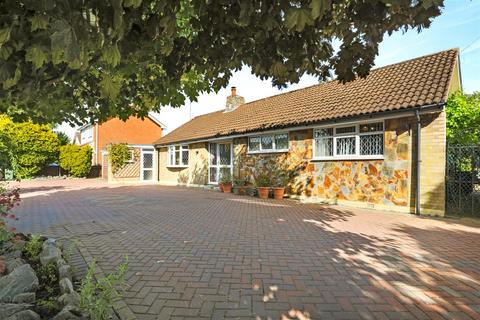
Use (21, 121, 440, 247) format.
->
(73, 114, 166, 179)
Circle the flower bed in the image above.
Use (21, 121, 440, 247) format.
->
(0, 234, 82, 319)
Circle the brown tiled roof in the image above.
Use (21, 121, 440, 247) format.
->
(156, 49, 459, 145)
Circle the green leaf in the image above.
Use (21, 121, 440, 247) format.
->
(0, 46, 13, 60)
(0, 28, 11, 46)
(101, 45, 121, 67)
(285, 8, 314, 32)
(25, 46, 48, 69)
(310, 0, 331, 19)
(100, 75, 122, 100)
(30, 14, 49, 31)
(159, 15, 177, 35)
(3, 67, 21, 90)
(124, 0, 142, 8)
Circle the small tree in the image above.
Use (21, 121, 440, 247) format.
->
(446, 91, 480, 144)
(59, 145, 93, 178)
(55, 131, 71, 146)
(107, 143, 131, 174)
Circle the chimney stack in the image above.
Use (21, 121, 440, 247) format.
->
(225, 86, 244, 112)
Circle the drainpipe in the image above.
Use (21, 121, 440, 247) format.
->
(415, 110, 421, 215)
(95, 123, 99, 165)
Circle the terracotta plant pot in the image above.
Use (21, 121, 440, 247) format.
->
(219, 184, 224, 192)
(257, 187, 270, 199)
(222, 183, 232, 193)
(273, 187, 285, 200)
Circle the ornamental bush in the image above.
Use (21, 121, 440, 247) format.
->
(59, 145, 92, 177)
(0, 116, 60, 179)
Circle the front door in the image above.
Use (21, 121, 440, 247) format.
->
(141, 149, 155, 181)
(208, 142, 232, 184)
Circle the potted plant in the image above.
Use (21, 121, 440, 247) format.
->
(273, 170, 288, 200)
(219, 172, 233, 193)
(233, 178, 246, 195)
(255, 173, 271, 199)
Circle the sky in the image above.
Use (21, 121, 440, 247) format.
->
(59, 0, 480, 137)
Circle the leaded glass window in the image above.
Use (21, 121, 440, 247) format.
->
(313, 122, 384, 159)
(248, 133, 289, 153)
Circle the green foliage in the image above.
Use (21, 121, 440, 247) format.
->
(24, 234, 43, 261)
(0, 116, 60, 179)
(446, 91, 480, 144)
(38, 262, 59, 296)
(37, 297, 60, 313)
(233, 178, 247, 187)
(255, 173, 271, 188)
(0, 182, 21, 242)
(55, 131, 71, 146)
(59, 145, 92, 178)
(0, 1, 444, 124)
(108, 143, 131, 174)
(80, 256, 129, 320)
(219, 172, 232, 185)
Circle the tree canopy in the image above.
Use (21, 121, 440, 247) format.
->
(446, 91, 480, 145)
(0, 0, 444, 125)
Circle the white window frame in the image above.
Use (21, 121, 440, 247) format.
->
(247, 132, 289, 154)
(208, 142, 233, 185)
(126, 149, 135, 163)
(167, 144, 189, 168)
(312, 120, 385, 161)
(80, 126, 93, 144)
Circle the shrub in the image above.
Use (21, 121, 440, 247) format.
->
(255, 173, 271, 187)
(24, 234, 43, 261)
(59, 145, 92, 177)
(80, 256, 128, 320)
(107, 143, 131, 174)
(0, 116, 60, 179)
(0, 182, 20, 242)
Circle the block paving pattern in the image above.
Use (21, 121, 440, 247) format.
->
(12, 179, 480, 319)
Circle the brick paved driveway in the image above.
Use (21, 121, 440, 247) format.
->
(12, 179, 480, 319)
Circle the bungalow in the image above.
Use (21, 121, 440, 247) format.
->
(144, 49, 460, 216)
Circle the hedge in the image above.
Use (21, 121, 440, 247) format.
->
(59, 145, 93, 177)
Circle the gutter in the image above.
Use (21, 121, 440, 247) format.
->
(155, 103, 445, 148)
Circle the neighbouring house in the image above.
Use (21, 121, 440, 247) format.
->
(149, 49, 461, 216)
(73, 114, 166, 180)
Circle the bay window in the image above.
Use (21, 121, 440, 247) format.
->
(313, 122, 384, 159)
(248, 133, 289, 153)
(167, 145, 189, 167)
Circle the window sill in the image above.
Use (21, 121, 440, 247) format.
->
(167, 165, 189, 168)
(311, 155, 384, 161)
(247, 149, 289, 155)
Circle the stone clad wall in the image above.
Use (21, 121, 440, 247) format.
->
(234, 117, 415, 211)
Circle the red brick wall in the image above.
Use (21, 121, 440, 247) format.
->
(94, 116, 163, 164)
